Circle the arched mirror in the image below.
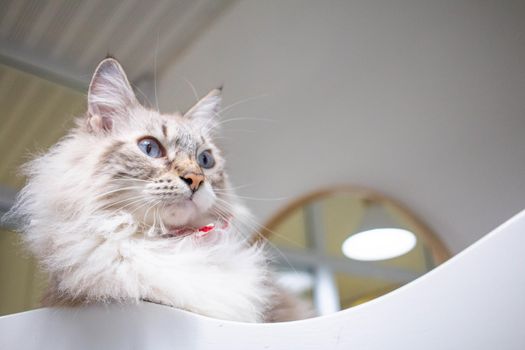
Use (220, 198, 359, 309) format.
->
(261, 186, 450, 315)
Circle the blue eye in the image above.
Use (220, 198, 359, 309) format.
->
(197, 150, 215, 169)
(138, 137, 163, 158)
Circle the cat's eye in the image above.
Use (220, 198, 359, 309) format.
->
(197, 150, 215, 169)
(138, 137, 164, 158)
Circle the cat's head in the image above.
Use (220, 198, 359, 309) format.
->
(79, 58, 230, 232)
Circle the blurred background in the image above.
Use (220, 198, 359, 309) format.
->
(1, 0, 524, 317)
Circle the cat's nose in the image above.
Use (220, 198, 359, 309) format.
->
(179, 173, 204, 192)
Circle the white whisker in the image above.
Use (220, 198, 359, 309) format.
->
(218, 94, 269, 115)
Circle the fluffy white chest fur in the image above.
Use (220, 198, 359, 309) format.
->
(42, 213, 270, 322)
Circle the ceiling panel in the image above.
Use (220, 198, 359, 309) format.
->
(0, 0, 235, 85)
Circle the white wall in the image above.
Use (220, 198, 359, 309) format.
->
(158, 0, 525, 254)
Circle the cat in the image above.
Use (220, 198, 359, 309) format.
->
(5, 57, 309, 322)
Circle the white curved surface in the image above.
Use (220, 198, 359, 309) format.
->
(2, 210, 525, 349)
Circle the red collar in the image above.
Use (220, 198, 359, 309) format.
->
(168, 218, 230, 238)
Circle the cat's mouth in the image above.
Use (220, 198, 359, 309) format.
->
(160, 186, 211, 207)
(143, 184, 217, 231)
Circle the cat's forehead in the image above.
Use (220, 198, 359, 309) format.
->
(142, 110, 205, 151)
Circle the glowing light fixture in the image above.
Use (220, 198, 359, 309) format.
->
(342, 228, 417, 261)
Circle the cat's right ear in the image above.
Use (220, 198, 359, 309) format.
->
(87, 58, 138, 133)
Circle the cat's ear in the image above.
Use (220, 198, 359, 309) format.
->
(183, 87, 222, 122)
(87, 58, 138, 132)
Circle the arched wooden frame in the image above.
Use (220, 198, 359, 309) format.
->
(259, 186, 451, 264)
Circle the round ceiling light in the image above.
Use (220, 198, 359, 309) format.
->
(342, 228, 417, 261)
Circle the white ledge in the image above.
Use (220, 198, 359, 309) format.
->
(2, 210, 525, 350)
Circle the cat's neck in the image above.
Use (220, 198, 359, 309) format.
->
(136, 209, 229, 238)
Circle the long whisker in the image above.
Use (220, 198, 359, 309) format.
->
(213, 197, 303, 248)
(145, 29, 161, 112)
(129, 198, 157, 217)
(142, 199, 158, 227)
(214, 183, 254, 192)
(212, 204, 299, 275)
(213, 117, 277, 128)
(183, 77, 200, 102)
(158, 201, 168, 235)
(213, 191, 289, 202)
(106, 177, 152, 183)
(218, 94, 269, 115)
(98, 195, 152, 215)
(107, 197, 148, 214)
(97, 193, 149, 208)
(92, 186, 146, 200)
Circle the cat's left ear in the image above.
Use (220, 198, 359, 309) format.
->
(87, 58, 138, 132)
(183, 87, 222, 126)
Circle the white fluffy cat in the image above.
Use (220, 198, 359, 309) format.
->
(6, 58, 307, 322)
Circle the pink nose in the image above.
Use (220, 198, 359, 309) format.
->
(179, 173, 204, 191)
